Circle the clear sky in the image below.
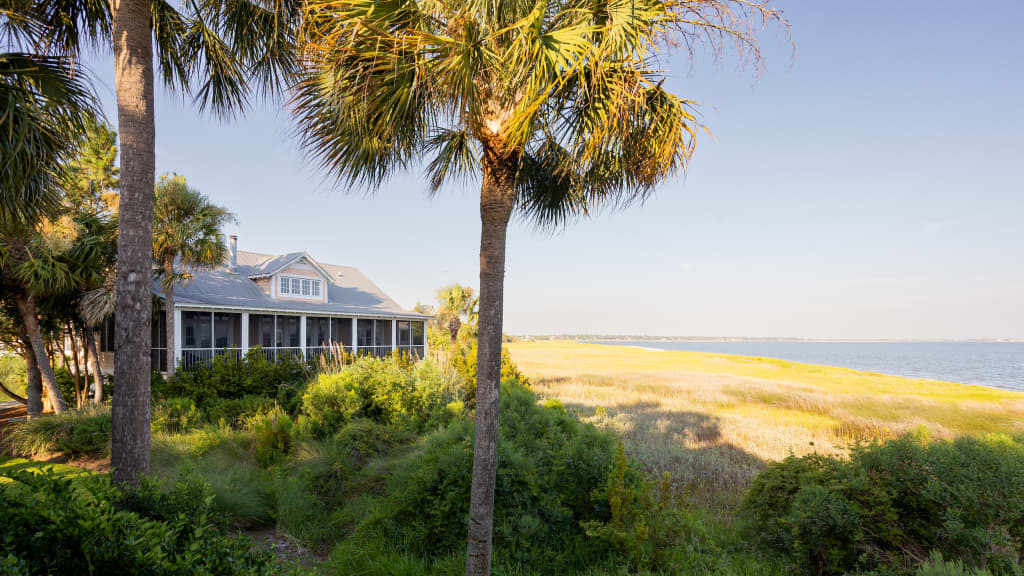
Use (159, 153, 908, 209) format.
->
(82, 1, 1024, 340)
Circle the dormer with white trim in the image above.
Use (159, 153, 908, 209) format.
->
(246, 252, 333, 304)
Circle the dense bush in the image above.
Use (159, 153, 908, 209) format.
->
(152, 397, 201, 434)
(204, 394, 277, 428)
(4, 405, 111, 458)
(299, 356, 455, 437)
(743, 432, 1024, 575)
(248, 406, 296, 468)
(0, 469, 280, 575)
(358, 380, 665, 571)
(449, 343, 528, 406)
(165, 348, 308, 411)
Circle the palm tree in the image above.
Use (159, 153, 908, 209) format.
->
(153, 174, 236, 378)
(22, 0, 298, 487)
(436, 284, 479, 350)
(291, 0, 784, 572)
(1, 7, 100, 414)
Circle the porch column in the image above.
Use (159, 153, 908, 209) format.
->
(351, 317, 358, 356)
(241, 313, 249, 354)
(391, 319, 397, 353)
(300, 315, 307, 359)
(210, 311, 215, 351)
(173, 309, 182, 366)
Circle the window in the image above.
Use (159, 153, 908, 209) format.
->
(279, 275, 321, 299)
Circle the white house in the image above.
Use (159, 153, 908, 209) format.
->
(97, 236, 430, 372)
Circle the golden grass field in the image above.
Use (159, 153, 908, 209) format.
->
(507, 341, 1024, 506)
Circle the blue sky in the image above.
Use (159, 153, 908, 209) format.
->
(84, 1, 1024, 339)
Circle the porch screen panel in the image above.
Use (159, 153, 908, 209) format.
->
(374, 320, 391, 347)
(151, 310, 167, 349)
(214, 313, 241, 348)
(249, 314, 275, 348)
(412, 322, 424, 346)
(307, 317, 329, 347)
(357, 319, 374, 347)
(276, 315, 301, 347)
(182, 311, 212, 348)
(331, 318, 352, 346)
(397, 321, 411, 346)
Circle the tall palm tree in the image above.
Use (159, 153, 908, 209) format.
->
(153, 174, 236, 378)
(1, 3, 101, 414)
(292, 0, 784, 572)
(22, 0, 298, 487)
(436, 284, 479, 350)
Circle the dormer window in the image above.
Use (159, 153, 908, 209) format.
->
(280, 275, 321, 299)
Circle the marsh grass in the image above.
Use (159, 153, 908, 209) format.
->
(508, 342, 1024, 508)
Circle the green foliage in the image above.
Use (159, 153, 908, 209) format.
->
(5, 405, 111, 457)
(449, 342, 528, 406)
(204, 394, 277, 428)
(152, 397, 201, 434)
(0, 469, 279, 575)
(248, 406, 295, 468)
(363, 380, 663, 571)
(166, 348, 308, 411)
(0, 355, 26, 400)
(916, 552, 996, 576)
(743, 433, 1024, 575)
(300, 356, 453, 437)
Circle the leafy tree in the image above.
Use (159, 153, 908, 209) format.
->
(291, 0, 784, 571)
(64, 115, 120, 214)
(21, 0, 298, 487)
(153, 174, 236, 378)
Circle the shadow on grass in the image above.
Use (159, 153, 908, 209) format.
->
(536, 377, 765, 508)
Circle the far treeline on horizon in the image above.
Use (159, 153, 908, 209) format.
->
(1, 1, 1022, 576)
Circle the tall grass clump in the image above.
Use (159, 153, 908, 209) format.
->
(5, 405, 112, 458)
(743, 431, 1024, 575)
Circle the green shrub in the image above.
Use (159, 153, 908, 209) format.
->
(743, 433, 1024, 575)
(166, 347, 308, 410)
(248, 406, 295, 468)
(204, 394, 277, 428)
(0, 469, 279, 575)
(4, 405, 111, 458)
(449, 343, 528, 406)
(916, 552, 996, 576)
(300, 356, 453, 437)
(152, 397, 201, 434)
(360, 380, 661, 571)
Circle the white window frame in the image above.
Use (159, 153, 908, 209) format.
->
(280, 275, 322, 300)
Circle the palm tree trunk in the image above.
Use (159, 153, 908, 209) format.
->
(111, 0, 157, 488)
(164, 258, 175, 379)
(19, 327, 43, 417)
(85, 326, 104, 403)
(465, 143, 518, 576)
(14, 292, 68, 413)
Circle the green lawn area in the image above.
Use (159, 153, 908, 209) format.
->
(507, 341, 1024, 505)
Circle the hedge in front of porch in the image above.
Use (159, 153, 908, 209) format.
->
(161, 347, 308, 414)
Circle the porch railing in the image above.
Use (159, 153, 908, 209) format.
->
(179, 347, 243, 371)
(175, 343, 427, 371)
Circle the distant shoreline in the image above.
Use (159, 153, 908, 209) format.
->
(517, 336, 1024, 343)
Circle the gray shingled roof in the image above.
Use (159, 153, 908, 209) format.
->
(153, 250, 429, 319)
